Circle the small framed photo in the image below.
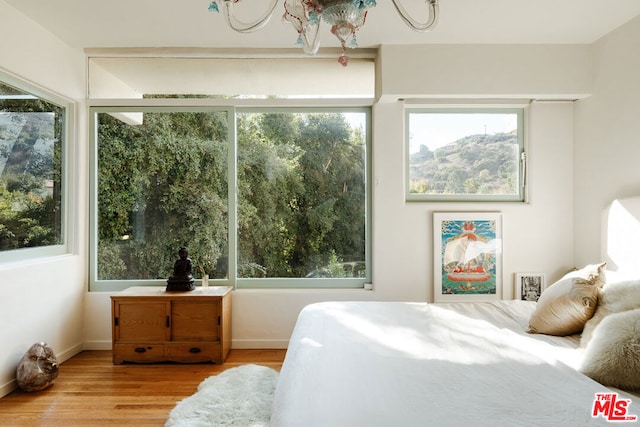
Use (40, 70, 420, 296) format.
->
(514, 273, 546, 302)
(433, 212, 502, 302)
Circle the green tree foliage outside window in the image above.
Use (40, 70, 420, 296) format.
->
(0, 83, 63, 251)
(97, 111, 229, 280)
(96, 108, 368, 284)
(237, 112, 366, 278)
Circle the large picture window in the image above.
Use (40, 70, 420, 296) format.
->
(0, 76, 68, 261)
(406, 107, 526, 202)
(91, 106, 370, 290)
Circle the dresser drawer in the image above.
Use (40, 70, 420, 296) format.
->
(113, 343, 165, 364)
(166, 342, 222, 363)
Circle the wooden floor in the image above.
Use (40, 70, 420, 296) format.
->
(0, 349, 286, 427)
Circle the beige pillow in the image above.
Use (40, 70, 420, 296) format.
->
(580, 308, 640, 390)
(527, 262, 606, 336)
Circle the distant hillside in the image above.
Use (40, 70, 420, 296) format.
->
(0, 112, 55, 179)
(409, 131, 519, 195)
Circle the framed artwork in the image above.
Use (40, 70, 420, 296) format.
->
(514, 273, 546, 302)
(433, 212, 502, 302)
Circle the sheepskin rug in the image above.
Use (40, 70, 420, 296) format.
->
(580, 308, 640, 390)
(165, 364, 279, 427)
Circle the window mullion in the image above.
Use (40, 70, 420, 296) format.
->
(228, 108, 238, 290)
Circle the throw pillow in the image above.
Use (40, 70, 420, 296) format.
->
(580, 308, 640, 390)
(528, 262, 606, 336)
(580, 278, 640, 347)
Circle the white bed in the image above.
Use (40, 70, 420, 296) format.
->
(271, 300, 637, 426)
(271, 197, 640, 426)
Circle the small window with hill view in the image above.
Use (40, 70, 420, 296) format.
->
(406, 108, 525, 202)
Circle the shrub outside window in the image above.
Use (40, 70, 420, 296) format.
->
(406, 107, 526, 202)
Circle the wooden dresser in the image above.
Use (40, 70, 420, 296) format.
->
(110, 286, 232, 364)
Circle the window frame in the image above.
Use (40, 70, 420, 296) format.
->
(405, 105, 527, 202)
(89, 99, 372, 291)
(0, 69, 72, 264)
(89, 105, 234, 292)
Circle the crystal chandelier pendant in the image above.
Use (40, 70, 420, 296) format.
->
(284, 0, 323, 55)
(320, 0, 372, 66)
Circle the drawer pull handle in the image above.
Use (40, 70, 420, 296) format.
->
(189, 347, 202, 354)
(134, 347, 147, 353)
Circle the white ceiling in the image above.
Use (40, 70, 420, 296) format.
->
(6, 0, 640, 51)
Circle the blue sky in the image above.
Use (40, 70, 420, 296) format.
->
(409, 113, 518, 154)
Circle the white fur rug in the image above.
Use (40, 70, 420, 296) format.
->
(165, 364, 279, 427)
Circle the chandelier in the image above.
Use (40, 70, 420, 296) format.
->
(208, 0, 439, 66)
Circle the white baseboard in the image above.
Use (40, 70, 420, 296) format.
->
(82, 341, 112, 351)
(57, 343, 84, 364)
(0, 378, 17, 399)
(231, 339, 289, 350)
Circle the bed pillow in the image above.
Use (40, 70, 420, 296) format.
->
(580, 308, 640, 390)
(580, 278, 640, 346)
(527, 262, 606, 336)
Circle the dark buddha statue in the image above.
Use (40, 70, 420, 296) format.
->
(166, 247, 196, 291)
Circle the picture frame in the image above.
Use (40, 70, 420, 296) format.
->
(433, 212, 502, 302)
(514, 273, 546, 302)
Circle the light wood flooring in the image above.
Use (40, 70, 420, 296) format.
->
(0, 349, 286, 427)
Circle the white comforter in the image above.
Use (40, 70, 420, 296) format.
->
(271, 301, 638, 426)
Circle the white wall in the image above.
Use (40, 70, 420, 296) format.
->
(377, 44, 592, 101)
(574, 15, 640, 268)
(0, 1, 86, 396)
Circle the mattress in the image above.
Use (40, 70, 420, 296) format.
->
(271, 300, 639, 426)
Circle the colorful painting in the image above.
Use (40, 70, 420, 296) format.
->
(434, 213, 502, 302)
